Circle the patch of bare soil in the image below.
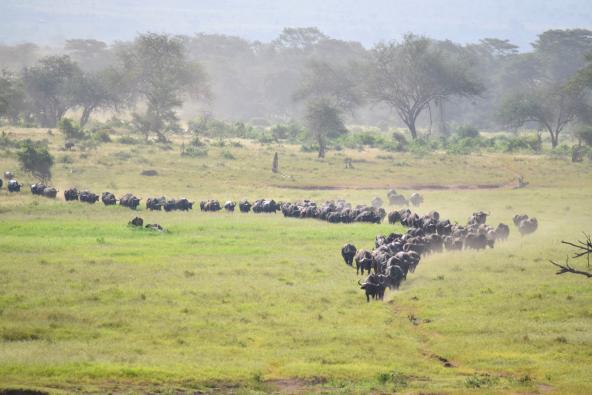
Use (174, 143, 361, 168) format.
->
(0, 390, 48, 395)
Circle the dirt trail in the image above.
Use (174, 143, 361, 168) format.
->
(272, 181, 515, 191)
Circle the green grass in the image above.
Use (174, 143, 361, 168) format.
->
(0, 128, 591, 393)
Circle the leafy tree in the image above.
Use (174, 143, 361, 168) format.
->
(367, 34, 483, 139)
(498, 85, 586, 148)
(21, 55, 81, 127)
(64, 39, 113, 71)
(71, 68, 125, 127)
(118, 33, 209, 142)
(304, 98, 347, 158)
(498, 29, 592, 148)
(17, 141, 54, 181)
(295, 60, 363, 113)
(273, 27, 328, 51)
(0, 70, 26, 123)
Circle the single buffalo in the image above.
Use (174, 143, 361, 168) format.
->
(7, 179, 21, 192)
(102, 192, 117, 206)
(64, 188, 79, 201)
(341, 243, 357, 266)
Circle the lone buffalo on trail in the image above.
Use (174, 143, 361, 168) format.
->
(80, 191, 99, 203)
(239, 200, 252, 213)
(101, 192, 117, 206)
(341, 243, 357, 266)
(119, 193, 141, 209)
(224, 201, 236, 212)
(64, 188, 79, 201)
(7, 179, 21, 192)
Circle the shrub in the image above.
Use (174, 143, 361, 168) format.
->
(221, 149, 235, 160)
(391, 131, 408, 151)
(118, 136, 141, 145)
(576, 126, 592, 146)
(190, 136, 205, 147)
(182, 147, 208, 157)
(17, 140, 54, 181)
(58, 154, 74, 164)
(455, 124, 480, 138)
(59, 118, 86, 140)
(92, 129, 112, 143)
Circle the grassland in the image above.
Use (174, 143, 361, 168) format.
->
(0, 127, 591, 393)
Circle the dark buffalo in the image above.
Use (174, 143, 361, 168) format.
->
(341, 243, 357, 266)
(64, 188, 79, 201)
(239, 199, 252, 213)
(42, 187, 57, 198)
(147, 196, 166, 211)
(80, 191, 99, 204)
(7, 179, 21, 192)
(495, 223, 510, 240)
(129, 217, 144, 227)
(30, 183, 46, 195)
(224, 201, 236, 212)
(102, 192, 117, 206)
(120, 193, 141, 209)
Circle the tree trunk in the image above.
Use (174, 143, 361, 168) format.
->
(79, 106, 93, 128)
(437, 100, 448, 136)
(407, 121, 418, 140)
(550, 129, 559, 148)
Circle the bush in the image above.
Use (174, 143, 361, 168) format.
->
(221, 149, 235, 160)
(455, 124, 480, 138)
(92, 129, 112, 143)
(182, 147, 208, 157)
(59, 118, 86, 140)
(190, 136, 205, 147)
(495, 134, 542, 153)
(0, 131, 19, 149)
(58, 154, 74, 164)
(17, 140, 54, 181)
(118, 136, 141, 145)
(576, 126, 592, 146)
(270, 122, 303, 141)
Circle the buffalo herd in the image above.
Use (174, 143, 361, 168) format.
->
(345, 208, 536, 302)
(281, 200, 385, 223)
(3, 170, 540, 304)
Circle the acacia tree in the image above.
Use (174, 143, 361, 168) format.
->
(498, 85, 586, 148)
(71, 68, 125, 127)
(498, 29, 592, 148)
(118, 33, 209, 142)
(304, 98, 347, 158)
(367, 34, 483, 139)
(0, 70, 26, 124)
(21, 55, 81, 127)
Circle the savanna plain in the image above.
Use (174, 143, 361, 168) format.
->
(1, 128, 592, 394)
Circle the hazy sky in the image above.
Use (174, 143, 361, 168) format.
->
(1, 0, 591, 49)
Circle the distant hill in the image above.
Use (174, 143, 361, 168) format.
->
(1, 0, 591, 49)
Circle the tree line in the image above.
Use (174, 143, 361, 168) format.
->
(1, 28, 592, 154)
